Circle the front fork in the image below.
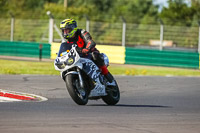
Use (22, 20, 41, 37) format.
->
(77, 67, 84, 89)
(62, 67, 84, 89)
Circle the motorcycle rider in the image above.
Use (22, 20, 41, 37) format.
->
(58, 18, 113, 83)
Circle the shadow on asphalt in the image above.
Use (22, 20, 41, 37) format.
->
(89, 104, 172, 108)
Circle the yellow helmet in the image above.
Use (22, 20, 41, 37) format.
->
(60, 19, 77, 39)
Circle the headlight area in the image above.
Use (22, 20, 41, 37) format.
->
(65, 57, 75, 66)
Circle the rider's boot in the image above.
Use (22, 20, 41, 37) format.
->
(99, 65, 113, 83)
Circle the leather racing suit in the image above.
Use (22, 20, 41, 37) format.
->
(58, 29, 111, 81)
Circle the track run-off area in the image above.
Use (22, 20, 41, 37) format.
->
(0, 74, 200, 133)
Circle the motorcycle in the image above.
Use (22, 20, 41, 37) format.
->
(54, 44, 120, 105)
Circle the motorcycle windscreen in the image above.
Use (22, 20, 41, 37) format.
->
(57, 43, 72, 57)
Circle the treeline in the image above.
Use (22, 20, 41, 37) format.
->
(0, 0, 200, 26)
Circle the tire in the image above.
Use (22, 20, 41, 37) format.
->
(102, 73, 120, 105)
(65, 74, 88, 105)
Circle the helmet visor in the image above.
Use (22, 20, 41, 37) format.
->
(63, 28, 72, 35)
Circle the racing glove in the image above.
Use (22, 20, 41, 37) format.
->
(75, 47, 82, 53)
(82, 48, 90, 54)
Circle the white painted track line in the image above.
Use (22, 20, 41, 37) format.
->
(0, 96, 22, 102)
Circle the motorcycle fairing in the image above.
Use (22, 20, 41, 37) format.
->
(80, 59, 107, 97)
(55, 46, 107, 97)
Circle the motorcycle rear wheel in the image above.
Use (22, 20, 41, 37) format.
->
(65, 74, 88, 105)
(102, 73, 120, 105)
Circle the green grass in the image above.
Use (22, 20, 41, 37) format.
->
(109, 65, 200, 76)
(0, 59, 58, 75)
(0, 59, 200, 76)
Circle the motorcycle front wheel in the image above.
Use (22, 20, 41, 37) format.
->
(65, 74, 88, 105)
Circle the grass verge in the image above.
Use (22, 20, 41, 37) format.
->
(0, 59, 200, 76)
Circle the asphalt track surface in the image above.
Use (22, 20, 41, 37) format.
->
(0, 74, 200, 133)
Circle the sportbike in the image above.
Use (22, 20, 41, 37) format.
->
(54, 44, 120, 105)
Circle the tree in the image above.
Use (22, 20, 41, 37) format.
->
(159, 0, 194, 26)
(190, 0, 200, 26)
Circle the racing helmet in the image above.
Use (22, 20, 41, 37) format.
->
(60, 19, 77, 39)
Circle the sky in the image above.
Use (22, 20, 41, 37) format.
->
(153, 0, 191, 12)
(153, 0, 169, 12)
(153, 0, 168, 6)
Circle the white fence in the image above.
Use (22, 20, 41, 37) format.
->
(0, 18, 199, 52)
